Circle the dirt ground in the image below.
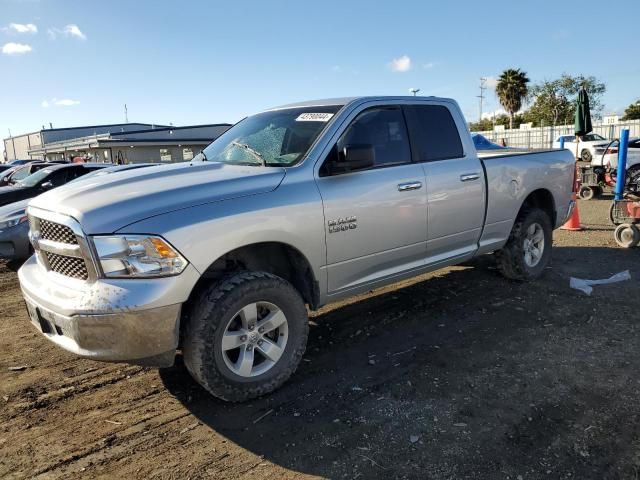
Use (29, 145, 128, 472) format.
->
(1, 196, 640, 480)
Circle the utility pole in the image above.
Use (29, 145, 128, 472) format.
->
(124, 104, 129, 123)
(477, 77, 487, 122)
(409, 88, 420, 96)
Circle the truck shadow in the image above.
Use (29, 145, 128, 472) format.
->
(159, 245, 639, 478)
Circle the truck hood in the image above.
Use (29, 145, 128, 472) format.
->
(29, 162, 286, 233)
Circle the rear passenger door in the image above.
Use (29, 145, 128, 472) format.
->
(404, 103, 486, 264)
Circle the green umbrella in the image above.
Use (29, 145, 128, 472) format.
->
(574, 87, 592, 137)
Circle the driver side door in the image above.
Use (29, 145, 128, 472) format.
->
(315, 106, 428, 296)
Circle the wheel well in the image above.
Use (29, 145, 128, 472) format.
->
(520, 189, 556, 226)
(190, 242, 320, 310)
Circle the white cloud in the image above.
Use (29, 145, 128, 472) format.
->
(2, 42, 32, 55)
(481, 108, 507, 120)
(47, 24, 86, 40)
(389, 55, 411, 73)
(64, 24, 86, 40)
(484, 76, 499, 89)
(422, 62, 435, 69)
(5, 23, 38, 34)
(41, 97, 80, 107)
(55, 98, 80, 106)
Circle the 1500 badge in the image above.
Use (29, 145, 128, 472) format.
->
(328, 216, 357, 233)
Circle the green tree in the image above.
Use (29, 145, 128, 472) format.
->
(468, 118, 494, 131)
(622, 100, 640, 120)
(495, 68, 530, 129)
(469, 114, 526, 132)
(526, 74, 606, 127)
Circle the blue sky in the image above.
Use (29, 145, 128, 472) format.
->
(1, 0, 639, 154)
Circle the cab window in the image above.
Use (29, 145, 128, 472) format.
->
(404, 104, 463, 161)
(322, 107, 411, 176)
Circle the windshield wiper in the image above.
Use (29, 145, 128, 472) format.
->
(231, 142, 266, 166)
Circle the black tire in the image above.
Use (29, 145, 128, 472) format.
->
(614, 223, 640, 248)
(579, 186, 595, 200)
(609, 201, 621, 226)
(495, 208, 553, 281)
(581, 149, 592, 163)
(182, 271, 309, 402)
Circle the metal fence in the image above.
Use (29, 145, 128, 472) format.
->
(472, 120, 640, 149)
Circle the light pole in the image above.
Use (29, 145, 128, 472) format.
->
(409, 88, 420, 96)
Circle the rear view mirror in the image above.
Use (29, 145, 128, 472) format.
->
(40, 181, 53, 190)
(330, 144, 375, 174)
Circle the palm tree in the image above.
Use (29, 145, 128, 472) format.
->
(495, 68, 530, 129)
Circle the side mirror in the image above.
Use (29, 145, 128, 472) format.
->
(40, 181, 53, 190)
(331, 144, 375, 174)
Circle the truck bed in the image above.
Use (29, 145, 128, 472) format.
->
(476, 148, 575, 255)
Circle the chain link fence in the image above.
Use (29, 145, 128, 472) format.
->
(472, 120, 640, 149)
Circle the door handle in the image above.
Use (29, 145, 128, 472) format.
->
(460, 173, 480, 182)
(397, 181, 423, 191)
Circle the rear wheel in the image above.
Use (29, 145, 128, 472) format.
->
(579, 186, 596, 200)
(495, 208, 553, 281)
(182, 271, 309, 402)
(614, 223, 640, 248)
(609, 201, 621, 225)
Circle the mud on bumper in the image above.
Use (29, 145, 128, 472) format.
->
(18, 256, 201, 367)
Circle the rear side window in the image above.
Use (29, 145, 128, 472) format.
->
(405, 105, 463, 161)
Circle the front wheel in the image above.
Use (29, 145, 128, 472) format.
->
(579, 186, 596, 200)
(495, 208, 553, 281)
(182, 271, 309, 402)
(581, 149, 592, 163)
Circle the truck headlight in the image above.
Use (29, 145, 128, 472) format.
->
(0, 211, 27, 232)
(92, 235, 188, 278)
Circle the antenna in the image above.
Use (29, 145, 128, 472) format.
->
(477, 77, 487, 122)
(124, 104, 129, 123)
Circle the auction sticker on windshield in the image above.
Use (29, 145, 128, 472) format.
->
(296, 113, 334, 122)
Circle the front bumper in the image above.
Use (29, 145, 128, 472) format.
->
(0, 221, 30, 260)
(18, 255, 201, 367)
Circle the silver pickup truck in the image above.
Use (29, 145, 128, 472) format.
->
(18, 96, 575, 401)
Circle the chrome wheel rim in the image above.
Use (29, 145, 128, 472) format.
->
(221, 301, 289, 378)
(523, 222, 545, 267)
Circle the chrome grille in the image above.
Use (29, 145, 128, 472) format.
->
(40, 219, 78, 245)
(45, 252, 88, 280)
(29, 210, 95, 282)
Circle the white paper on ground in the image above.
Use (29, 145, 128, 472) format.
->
(569, 270, 631, 295)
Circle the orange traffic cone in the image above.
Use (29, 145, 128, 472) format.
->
(561, 192, 583, 231)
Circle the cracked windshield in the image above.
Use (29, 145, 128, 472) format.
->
(201, 106, 341, 166)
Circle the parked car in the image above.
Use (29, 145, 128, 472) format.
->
(0, 198, 30, 259)
(0, 162, 59, 187)
(8, 159, 35, 166)
(0, 164, 159, 261)
(0, 163, 107, 207)
(0, 164, 12, 173)
(593, 137, 640, 184)
(19, 96, 575, 401)
(553, 133, 609, 162)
